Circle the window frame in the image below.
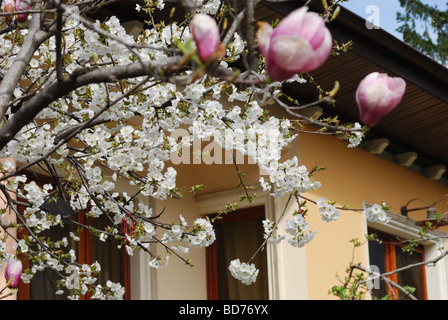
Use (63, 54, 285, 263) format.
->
(363, 202, 448, 300)
(368, 227, 427, 299)
(195, 186, 281, 300)
(206, 205, 267, 300)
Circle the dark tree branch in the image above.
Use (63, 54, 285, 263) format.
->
(55, 2, 64, 82)
(245, 0, 258, 72)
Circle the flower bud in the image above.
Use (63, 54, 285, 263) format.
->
(356, 72, 406, 127)
(190, 13, 220, 63)
(257, 6, 333, 81)
(15, 0, 31, 22)
(4, 258, 22, 288)
(3, 0, 15, 13)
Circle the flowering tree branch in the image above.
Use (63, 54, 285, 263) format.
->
(0, 12, 52, 120)
(0, 56, 182, 151)
(0, 0, 412, 300)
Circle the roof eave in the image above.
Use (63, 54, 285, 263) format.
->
(261, 0, 448, 103)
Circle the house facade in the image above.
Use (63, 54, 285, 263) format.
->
(1, 0, 448, 300)
(141, 1, 448, 300)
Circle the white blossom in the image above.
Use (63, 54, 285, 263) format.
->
(149, 256, 170, 269)
(229, 259, 259, 285)
(317, 197, 340, 222)
(185, 218, 216, 248)
(2, 160, 14, 171)
(348, 123, 364, 148)
(261, 157, 321, 197)
(364, 203, 390, 223)
(262, 219, 285, 244)
(285, 213, 317, 248)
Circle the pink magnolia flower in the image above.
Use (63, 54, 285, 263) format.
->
(15, 0, 31, 22)
(257, 6, 333, 81)
(356, 72, 406, 127)
(4, 258, 22, 288)
(3, 0, 15, 13)
(190, 13, 220, 63)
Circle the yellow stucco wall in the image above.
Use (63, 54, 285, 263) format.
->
(151, 124, 448, 300)
(153, 155, 263, 299)
(299, 131, 448, 299)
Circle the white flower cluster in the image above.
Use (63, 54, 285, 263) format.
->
(364, 203, 390, 223)
(16, 182, 66, 234)
(226, 32, 245, 62)
(347, 123, 364, 148)
(262, 218, 285, 244)
(91, 280, 125, 300)
(180, 98, 298, 173)
(260, 156, 321, 197)
(193, 0, 221, 14)
(62, 262, 101, 299)
(161, 215, 188, 244)
(13, 239, 29, 254)
(185, 218, 216, 248)
(285, 212, 317, 248)
(229, 259, 259, 285)
(0, 242, 11, 264)
(149, 256, 170, 269)
(19, 180, 51, 208)
(141, 221, 157, 243)
(160, 216, 215, 250)
(1, 160, 14, 172)
(317, 197, 340, 222)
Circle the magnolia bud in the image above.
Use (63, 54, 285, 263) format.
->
(190, 13, 220, 63)
(5, 258, 23, 288)
(257, 6, 333, 81)
(356, 72, 406, 127)
(15, 0, 31, 22)
(3, 0, 15, 13)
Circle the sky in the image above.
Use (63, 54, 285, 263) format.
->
(341, 0, 448, 41)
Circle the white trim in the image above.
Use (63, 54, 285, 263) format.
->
(129, 196, 156, 300)
(195, 187, 281, 300)
(195, 186, 270, 215)
(362, 203, 448, 300)
(130, 248, 154, 299)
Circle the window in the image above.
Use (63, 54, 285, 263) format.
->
(16, 175, 130, 300)
(206, 206, 269, 300)
(368, 228, 427, 300)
